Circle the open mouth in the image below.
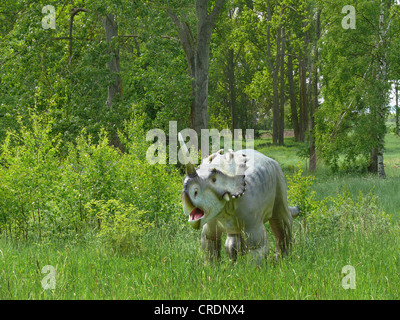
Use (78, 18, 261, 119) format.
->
(189, 208, 205, 221)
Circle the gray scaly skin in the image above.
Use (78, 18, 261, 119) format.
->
(179, 134, 299, 263)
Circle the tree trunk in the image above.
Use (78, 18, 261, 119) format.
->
(377, 150, 386, 179)
(104, 13, 123, 108)
(278, 28, 286, 146)
(368, 105, 386, 178)
(376, 0, 387, 179)
(287, 52, 300, 142)
(299, 57, 308, 142)
(298, 19, 310, 143)
(168, 0, 226, 136)
(310, 9, 320, 172)
(228, 48, 237, 133)
(272, 24, 281, 145)
(368, 147, 378, 173)
(193, 43, 210, 135)
(104, 13, 124, 152)
(272, 55, 280, 144)
(376, 118, 386, 179)
(266, 0, 279, 145)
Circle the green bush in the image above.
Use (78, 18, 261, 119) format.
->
(286, 164, 319, 217)
(286, 165, 393, 240)
(116, 116, 183, 225)
(0, 113, 61, 240)
(307, 190, 392, 238)
(0, 111, 183, 242)
(85, 199, 153, 253)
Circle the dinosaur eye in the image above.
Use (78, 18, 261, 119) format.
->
(211, 177, 216, 183)
(194, 190, 198, 197)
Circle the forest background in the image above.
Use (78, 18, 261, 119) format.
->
(1, 0, 400, 300)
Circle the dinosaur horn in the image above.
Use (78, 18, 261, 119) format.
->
(178, 132, 197, 177)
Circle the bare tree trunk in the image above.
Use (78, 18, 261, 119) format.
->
(376, 0, 387, 179)
(104, 14, 123, 108)
(104, 13, 124, 152)
(168, 0, 225, 136)
(287, 52, 300, 142)
(228, 48, 237, 133)
(278, 28, 286, 146)
(377, 149, 386, 178)
(298, 18, 310, 143)
(193, 43, 210, 134)
(299, 57, 308, 143)
(368, 146, 378, 174)
(266, 0, 279, 145)
(368, 103, 386, 178)
(271, 59, 280, 145)
(376, 107, 386, 179)
(310, 9, 320, 172)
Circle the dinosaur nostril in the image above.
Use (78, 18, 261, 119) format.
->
(194, 191, 198, 197)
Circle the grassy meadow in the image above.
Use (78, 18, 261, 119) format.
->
(1, 132, 400, 300)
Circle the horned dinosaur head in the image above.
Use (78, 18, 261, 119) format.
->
(178, 133, 249, 229)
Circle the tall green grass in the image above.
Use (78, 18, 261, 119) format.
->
(1, 221, 399, 300)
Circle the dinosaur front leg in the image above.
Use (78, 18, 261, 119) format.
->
(224, 233, 246, 262)
(201, 221, 222, 262)
(244, 225, 268, 264)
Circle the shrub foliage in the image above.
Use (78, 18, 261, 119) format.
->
(286, 164, 394, 240)
(0, 112, 182, 243)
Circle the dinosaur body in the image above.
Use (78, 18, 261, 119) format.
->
(179, 134, 298, 262)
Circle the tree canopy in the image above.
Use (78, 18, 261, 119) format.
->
(1, 0, 400, 175)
